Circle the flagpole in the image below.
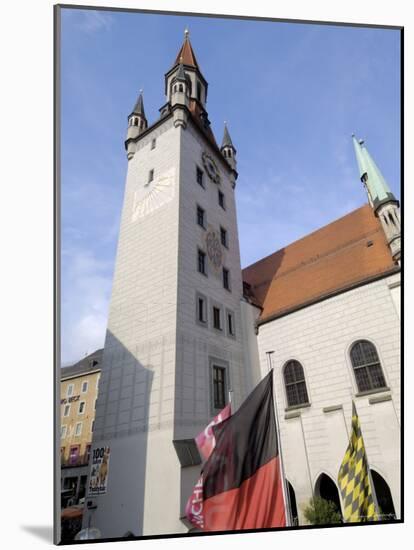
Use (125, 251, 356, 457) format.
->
(266, 351, 292, 527)
(352, 399, 381, 520)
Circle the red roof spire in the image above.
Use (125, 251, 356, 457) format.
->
(173, 28, 200, 69)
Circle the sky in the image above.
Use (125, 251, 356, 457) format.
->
(60, 7, 401, 365)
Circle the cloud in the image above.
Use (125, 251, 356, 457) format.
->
(74, 10, 113, 33)
(61, 247, 113, 365)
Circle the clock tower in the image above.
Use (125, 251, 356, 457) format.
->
(85, 31, 250, 538)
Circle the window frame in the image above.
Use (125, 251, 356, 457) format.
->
(196, 204, 206, 229)
(196, 165, 204, 188)
(349, 340, 388, 394)
(63, 404, 70, 417)
(283, 360, 310, 409)
(220, 226, 228, 248)
(222, 267, 231, 291)
(75, 422, 83, 437)
(197, 248, 207, 276)
(212, 305, 222, 331)
(226, 308, 236, 339)
(208, 357, 230, 416)
(61, 425, 67, 439)
(66, 384, 74, 397)
(78, 401, 86, 415)
(195, 291, 208, 327)
(218, 189, 226, 209)
(81, 381, 88, 393)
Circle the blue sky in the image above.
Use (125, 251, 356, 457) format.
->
(60, 7, 400, 365)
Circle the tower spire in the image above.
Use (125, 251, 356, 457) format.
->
(221, 122, 237, 173)
(126, 90, 148, 159)
(352, 134, 400, 263)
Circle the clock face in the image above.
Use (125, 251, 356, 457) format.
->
(206, 230, 223, 270)
(132, 167, 175, 220)
(202, 152, 221, 184)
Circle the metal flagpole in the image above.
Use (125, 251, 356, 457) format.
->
(266, 351, 292, 527)
(352, 399, 381, 520)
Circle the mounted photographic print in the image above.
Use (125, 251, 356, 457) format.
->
(55, 3, 402, 545)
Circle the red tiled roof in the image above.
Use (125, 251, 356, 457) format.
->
(174, 38, 200, 69)
(242, 205, 396, 323)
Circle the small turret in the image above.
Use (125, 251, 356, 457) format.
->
(170, 60, 190, 110)
(352, 135, 401, 263)
(126, 91, 148, 159)
(221, 122, 237, 171)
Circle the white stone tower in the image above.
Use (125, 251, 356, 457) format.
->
(84, 31, 249, 538)
(352, 135, 401, 263)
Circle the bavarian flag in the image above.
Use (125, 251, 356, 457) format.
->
(337, 402, 379, 522)
(201, 371, 286, 531)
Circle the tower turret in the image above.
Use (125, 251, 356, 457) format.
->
(221, 122, 237, 171)
(126, 90, 148, 159)
(352, 135, 401, 263)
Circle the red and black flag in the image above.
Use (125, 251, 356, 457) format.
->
(201, 371, 286, 531)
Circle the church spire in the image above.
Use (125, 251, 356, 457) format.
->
(352, 135, 400, 263)
(126, 90, 148, 160)
(221, 122, 237, 171)
(352, 135, 397, 211)
(173, 28, 200, 69)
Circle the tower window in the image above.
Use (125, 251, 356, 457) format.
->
(196, 205, 205, 228)
(148, 169, 154, 183)
(213, 307, 222, 330)
(227, 311, 235, 337)
(383, 215, 389, 225)
(198, 298, 206, 323)
(196, 291, 208, 327)
(389, 213, 396, 226)
(197, 249, 207, 275)
(220, 227, 228, 248)
(196, 166, 204, 187)
(283, 360, 310, 408)
(218, 190, 225, 209)
(350, 340, 387, 393)
(134, 118, 138, 126)
(151, 138, 156, 150)
(197, 82, 202, 101)
(212, 366, 226, 410)
(223, 268, 231, 291)
(179, 84, 183, 92)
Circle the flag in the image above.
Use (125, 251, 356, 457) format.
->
(185, 403, 231, 529)
(337, 402, 379, 522)
(195, 402, 231, 461)
(201, 371, 286, 531)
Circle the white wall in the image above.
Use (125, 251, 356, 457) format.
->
(256, 273, 401, 523)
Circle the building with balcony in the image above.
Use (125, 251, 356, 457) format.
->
(60, 349, 102, 508)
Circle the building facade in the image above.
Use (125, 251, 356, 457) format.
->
(61, 349, 102, 508)
(83, 32, 401, 537)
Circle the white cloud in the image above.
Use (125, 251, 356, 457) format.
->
(61, 247, 112, 365)
(75, 10, 113, 33)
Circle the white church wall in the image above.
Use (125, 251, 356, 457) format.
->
(256, 273, 401, 523)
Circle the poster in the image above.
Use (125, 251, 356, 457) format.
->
(88, 446, 111, 496)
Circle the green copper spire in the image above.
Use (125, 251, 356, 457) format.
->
(352, 135, 398, 211)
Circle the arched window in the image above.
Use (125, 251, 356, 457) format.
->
(315, 473, 343, 520)
(179, 84, 183, 92)
(283, 360, 309, 407)
(370, 470, 396, 520)
(350, 340, 386, 393)
(287, 481, 299, 525)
